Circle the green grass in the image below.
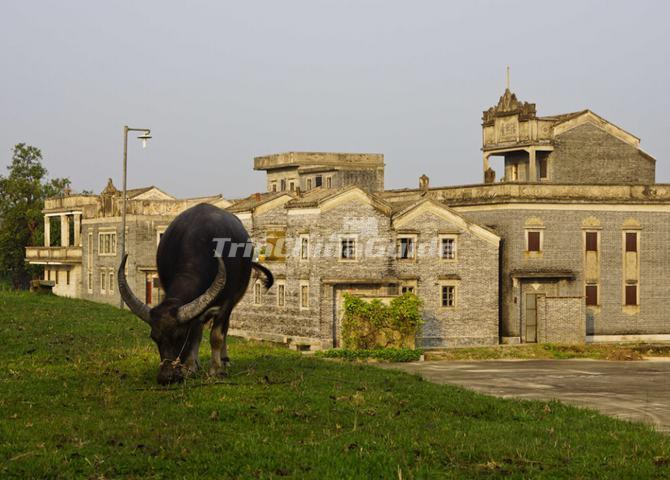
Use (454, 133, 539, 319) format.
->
(424, 343, 670, 361)
(0, 292, 668, 479)
(315, 348, 423, 362)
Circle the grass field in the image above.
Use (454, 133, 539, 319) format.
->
(0, 291, 669, 479)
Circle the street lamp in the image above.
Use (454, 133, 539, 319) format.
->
(119, 125, 151, 308)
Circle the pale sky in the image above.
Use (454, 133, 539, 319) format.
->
(1, 0, 668, 198)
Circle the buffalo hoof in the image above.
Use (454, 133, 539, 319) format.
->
(208, 365, 229, 378)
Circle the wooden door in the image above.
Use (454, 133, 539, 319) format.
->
(525, 293, 538, 343)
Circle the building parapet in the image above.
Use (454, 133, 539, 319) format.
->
(44, 195, 98, 212)
(382, 183, 670, 206)
(254, 152, 384, 171)
(25, 246, 82, 264)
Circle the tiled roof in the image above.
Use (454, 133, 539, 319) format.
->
(227, 191, 294, 213)
(538, 110, 588, 123)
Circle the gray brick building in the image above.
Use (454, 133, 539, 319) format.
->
(27, 86, 670, 348)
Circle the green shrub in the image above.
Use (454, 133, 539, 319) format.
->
(315, 348, 423, 362)
(341, 292, 423, 349)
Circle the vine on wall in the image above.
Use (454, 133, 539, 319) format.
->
(341, 293, 423, 349)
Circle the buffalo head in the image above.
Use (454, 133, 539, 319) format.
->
(117, 254, 227, 384)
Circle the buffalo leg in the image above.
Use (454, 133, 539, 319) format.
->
(182, 321, 204, 376)
(209, 303, 232, 376)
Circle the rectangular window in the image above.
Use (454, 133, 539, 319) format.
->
(109, 272, 114, 293)
(625, 285, 638, 306)
(300, 283, 309, 310)
(527, 231, 541, 252)
(66, 270, 70, 286)
(585, 285, 598, 306)
(277, 283, 285, 308)
(289, 181, 295, 191)
(401, 285, 415, 294)
(326, 176, 332, 188)
(265, 230, 287, 261)
(300, 236, 309, 260)
(55, 269, 59, 285)
(441, 285, 455, 307)
(397, 237, 415, 259)
(87, 271, 92, 293)
(271, 182, 277, 192)
(280, 179, 286, 191)
(253, 282, 262, 305)
(315, 175, 323, 187)
(585, 232, 598, 252)
(440, 238, 456, 259)
(340, 238, 356, 260)
(98, 232, 117, 256)
(625, 232, 638, 252)
(539, 158, 548, 179)
(101, 270, 107, 294)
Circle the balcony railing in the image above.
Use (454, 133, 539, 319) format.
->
(25, 246, 82, 264)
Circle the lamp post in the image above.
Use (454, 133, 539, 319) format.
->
(119, 125, 152, 308)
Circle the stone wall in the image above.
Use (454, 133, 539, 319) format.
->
(81, 215, 173, 307)
(550, 124, 655, 185)
(537, 296, 585, 344)
(231, 195, 500, 349)
(459, 207, 670, 339)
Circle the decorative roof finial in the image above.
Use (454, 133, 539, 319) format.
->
(506, 66, 510, 91)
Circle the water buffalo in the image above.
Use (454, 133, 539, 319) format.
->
(118, 203, 273, 384)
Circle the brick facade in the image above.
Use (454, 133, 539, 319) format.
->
(231, 192, 500, 348)
(549, 124, 655, 185)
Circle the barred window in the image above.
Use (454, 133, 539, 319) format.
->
(300, 236, 309, 260)
(441, 238, 456, 259)
(340, 238, 356, 260)
(441, 285, 455, 307)
(98, 232, 117, 255)
(277, 283, 285, 308)
(254, 282, 262, 305)
(300, 284, 309, 309)
(397, 237, 415, 259)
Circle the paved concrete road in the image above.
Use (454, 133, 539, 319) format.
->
(381, 359, 670, 432)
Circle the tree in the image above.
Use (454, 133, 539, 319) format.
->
(0, 144, 70, 289)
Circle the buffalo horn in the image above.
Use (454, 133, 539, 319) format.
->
(118, 254, 151, 324)
(176, 257, 227, 323)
